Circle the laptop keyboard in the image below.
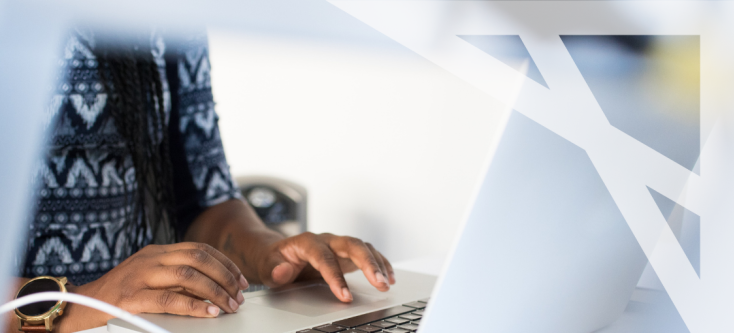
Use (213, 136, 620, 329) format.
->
(296, 298, 429, 333)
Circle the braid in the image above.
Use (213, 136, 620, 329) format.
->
(148, 57, 177, 231)
(94, 31, 177, 244)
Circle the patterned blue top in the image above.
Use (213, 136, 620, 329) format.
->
(23, 29, 241, 285)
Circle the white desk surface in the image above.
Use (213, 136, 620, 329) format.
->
(75, 254, 689, 333)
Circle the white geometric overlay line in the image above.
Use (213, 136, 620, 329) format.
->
(330, 1, 734, 331)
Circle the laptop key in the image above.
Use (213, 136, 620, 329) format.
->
(418, 298, 430, 303)
(383, 328, 409, 333)
(314, 324, 346, 332)
(411, 319, 421, 325)
(385, 317, 409, 325)
(402, 302, 426, 309)
(412, 310, 425, 316)
(296, 331, 321, 333)
(332, 306, 414, 328)
(355, 325, 382, 332)
(369, 321, 396, 329)
(344, 330, 366, 333)
(398, 323, 419, 331)
(398, 314, 421, 321)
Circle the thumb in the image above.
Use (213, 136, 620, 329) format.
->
(260, 250, 299, 287)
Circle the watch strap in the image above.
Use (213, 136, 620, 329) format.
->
(20, 325, 48, 332)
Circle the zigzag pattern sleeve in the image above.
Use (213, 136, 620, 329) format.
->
(166, 31, 242, 239)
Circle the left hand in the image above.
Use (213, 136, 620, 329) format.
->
(254, 232, 395, 302)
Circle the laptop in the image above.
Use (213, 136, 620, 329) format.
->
(109, 110, 648, 333)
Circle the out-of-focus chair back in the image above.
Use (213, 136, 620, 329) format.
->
(236, 176, 307, 237)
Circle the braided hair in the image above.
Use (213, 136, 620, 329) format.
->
(93, 32, 177, 244)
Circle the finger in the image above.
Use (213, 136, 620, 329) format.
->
(377, 251, 396, 285)
(165, 288, 205, 300)
(260, 249, 302, 287)
(260, 232, 351, 302)
(136, 290, 221, 318)
(163, 242, 248, 290)
(159, 248, 244, 301)
(146, 265, 240, 313)
(327, 235, 389, 291)
(305, 244, 353, 302)
(365, 243, 390, 287)
(281, 233, 352, 302)
(335, 256, 358, 273)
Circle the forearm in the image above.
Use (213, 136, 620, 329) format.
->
(184, 199, 285, 283)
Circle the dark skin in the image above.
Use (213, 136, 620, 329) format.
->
(185, 199, 395, 300)
(4, 199, 395, 333)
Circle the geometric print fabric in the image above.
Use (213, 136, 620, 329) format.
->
(23, 28, 241, 285)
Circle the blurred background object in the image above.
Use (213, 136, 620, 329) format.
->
(237, 176, 307, 237)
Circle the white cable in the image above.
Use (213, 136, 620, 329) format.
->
(0, 292, 170, 333)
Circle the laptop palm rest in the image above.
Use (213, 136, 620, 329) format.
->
(108, 270, 435, 333)
(247, 283, 386, 317)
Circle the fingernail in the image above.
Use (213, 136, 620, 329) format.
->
(236, 291, 245, 304)
(342, 287, 353, 301)
(207, 305, 220, 317)
(229, 297, 239, 312)
(375, 272, 387, 285)
(239, 275, 249, 290)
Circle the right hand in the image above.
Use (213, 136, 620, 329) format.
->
(60, 242, 249, 331)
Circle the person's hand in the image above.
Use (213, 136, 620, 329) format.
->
(254, 232, 395, 303)
(59, 242, 249, 332)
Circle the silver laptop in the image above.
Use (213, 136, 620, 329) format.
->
(109, 110, 647, 333)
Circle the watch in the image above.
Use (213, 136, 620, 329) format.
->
(14, 276, 69, 332)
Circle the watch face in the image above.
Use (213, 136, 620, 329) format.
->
(17, 278, 61, 316)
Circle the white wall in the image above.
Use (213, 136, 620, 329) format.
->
(208, 30, 508, 262)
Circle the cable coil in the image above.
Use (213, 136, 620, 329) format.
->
(0, 292, 169, 333)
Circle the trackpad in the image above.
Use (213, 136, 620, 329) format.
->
(247, 283, 386, 317)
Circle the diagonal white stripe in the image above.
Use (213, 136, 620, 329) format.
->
(331, 1, 734, 331)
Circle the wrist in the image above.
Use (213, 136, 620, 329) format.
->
(226, 224, 285, 283)
(53, 283, 108, 333)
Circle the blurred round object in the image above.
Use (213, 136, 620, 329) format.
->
(247, 187, 277, 208)
(237, 176, 308, 238)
